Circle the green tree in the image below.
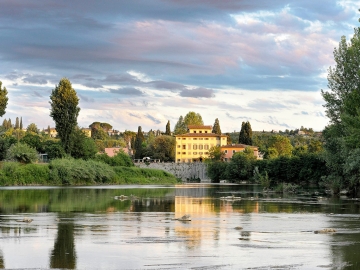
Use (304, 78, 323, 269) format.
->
(165, 120, 171, 135)
(89, 122, 110, 140)
(0, 136, 16, 160)
(26, 123, 39, 134)
(184, 111, 204, 126)
(239, 121, 253, 145)
(150, 135, 175, 161)
(225, 149, 257, 182)
(20, 133, 42, 151)
(212, 118, 221, 134)
(267, 135, 293, 157)
(208, 146, 225, 161)
(173, 116, 187, 135)
(2, 119, 7, 129)
(70, 128, 98, 160)
(320, 17, 360, 193)
(0, 81, 8, 117)
(50, 78, 80, 154)
(15, 117, 19, 129)
(20, 117, 23, 130)
(43, 140, 66, 160)
(134, 126, 144, 159)
(6, 142, 38, 164)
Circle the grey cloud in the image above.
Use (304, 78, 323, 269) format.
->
(129, 113, 142, 119)
(147, 80, 186, 91)
(145, 114, 161, 125)
(22, 76, 48, 85)
(179, 87, 215, 98)
(248, 99, 288, 111)
(109, 87, 144, 96)
(83, 82, 103, 89)
(79, 94, 95, 103)
(32, 91, 43, 97)
(256, 116, 291, 128)
(103, 74, 140, 84)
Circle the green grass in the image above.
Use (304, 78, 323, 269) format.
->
(0, 158, 179, 186)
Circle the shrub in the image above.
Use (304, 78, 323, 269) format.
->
(6, 142, 38, 164)
(95, 151, 134, 167)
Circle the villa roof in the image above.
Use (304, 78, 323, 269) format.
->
(187, 125, 212, 129)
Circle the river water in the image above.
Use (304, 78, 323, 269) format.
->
(0, 184, 360, 269)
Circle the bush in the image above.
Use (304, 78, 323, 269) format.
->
(6, 142, 38, 164)
(49, 158, 116, 185)
(0, 162, 49, 185)
(95, 151, 133, 167)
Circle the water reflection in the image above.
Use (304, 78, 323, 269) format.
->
(0, 185, 360, 269)
(50, 216, 76, 269)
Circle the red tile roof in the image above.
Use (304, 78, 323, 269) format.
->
(187, 125, 212, 129)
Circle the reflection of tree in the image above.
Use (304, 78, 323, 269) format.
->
(0, 250, 4, 268)
(50, 221, 76, 269)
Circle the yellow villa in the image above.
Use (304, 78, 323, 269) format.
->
(175, 125, 228, 163)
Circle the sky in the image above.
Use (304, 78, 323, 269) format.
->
(0, 0, 359, 132)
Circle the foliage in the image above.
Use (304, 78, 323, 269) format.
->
(184, 111, 204, 126)
(173, 115, 187, 135)
(5, 142, 38, 164)
(50, 78, 80, 154)
(89, 122, 110, 140)
(95, 151, 134, 167)
(134, 126, 144, 159)
(320, 18, 360, 194)
(208, 146, 225, 161)
(20, 133, 42, 151)
(253, 167, 270, 190)
(207, 161, 227, 183)
(49, 158, 116, 185)
(0, 136, 16, 160)
(69, 128, 98, 160)
(165, 120, 171, 135)
(225, 150, 257, 182)
(0, 162, 50, 186)
(149, 135, 175, 161)
(212, 118, 222, 134)
(15, 117, 19, 129)
(0, 81, 8, 117)
(123, 130, 136, 148)
(239, 121, 252, 145)
(266, 135, 293, 158)
(43, 140, 66, 160)
(112, 166, 178, 184)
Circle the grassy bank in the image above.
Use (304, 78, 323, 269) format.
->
(0, 159, 180, 186)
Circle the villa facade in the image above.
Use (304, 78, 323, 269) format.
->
(175, 125, 228, 163)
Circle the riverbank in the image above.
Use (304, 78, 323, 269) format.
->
(0, 160, 180, 186)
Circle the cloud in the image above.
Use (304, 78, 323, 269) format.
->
(83, 82, 103, 89)
(179, 87, 215, 98)
(109, 87, 144, 96)
(78, 93, 95, 103)
(145, 113, 161, 124)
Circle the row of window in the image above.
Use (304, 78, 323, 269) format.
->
(224, 149, 245, 154)
(178, 145, 210, 150)
(179, 138, 212, 140)
(177, 152, 209, 155)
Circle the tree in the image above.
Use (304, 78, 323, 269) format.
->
(20, 117, 23, 130)
(123, 130, 136, 148)
(26, 123, 39, 134)
(239, 121, 253, 145)
(150, 135, 175, 161)
(20, 133, 42, 151)
(212, 118, 221, 134)
(320, 16, 360, 193)
(15, 117, 19, 129)
(173, 116, 187, 135)
(70, 128, 98, 160)
(225, 149, 257, 182)
(2, 119, 7, 129)
(267, 135, 293, 157)
(50, 78, 80, 154)
(208, 146, 225, 161)
(0, 81, 8, 117)
(184, 111, 203, 126)
(134, 126, 144, 159)
(165, 120, 171, 135)
(6, 142, 38, 164)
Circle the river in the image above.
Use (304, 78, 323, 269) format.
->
(0, 184, 360, 269)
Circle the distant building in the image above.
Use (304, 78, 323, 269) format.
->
(175, 125, 228, 163)
(105, 147, 133, 157)
(81, 128, 92, 137)
(45, 128, 58, 138)
(220, 144, 260, 161)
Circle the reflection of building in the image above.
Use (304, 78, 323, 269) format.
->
(175, 125, 227, 163)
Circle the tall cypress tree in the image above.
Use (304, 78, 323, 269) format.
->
(7, 118, 12, 129)
(2, 119, 7, 128)
(165, 120, 171, 135)
(239, 121, 253, 145)
(15, 117, 19, 129)
(50, 78, 80, 154)
(20, 117, 23, 130)
(0, 81, 8, 118)
(134, 126, 144, 159)
(212, 118, 221, 134)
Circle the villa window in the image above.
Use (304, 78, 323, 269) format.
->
(182, 145, 186, 149)
(204, 145, 209, 150)
(177, 152, 180, 154)
(224, 150, 228, 154)
(200, 131, 202, 133)
(199, 145, 203, 150)
(182, 152, 186, 155)
(205, 131, 208, 133)
(193, 152, 198, 155)
(233, 150, 236, 154)
(193, 145, 197, 150)
(177, 145, 180, 148)
(194, 131, 196, 133)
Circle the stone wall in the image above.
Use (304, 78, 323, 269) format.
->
(134, 162, 209, 181)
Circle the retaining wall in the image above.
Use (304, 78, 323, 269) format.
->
(134, 162, 209, 181)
